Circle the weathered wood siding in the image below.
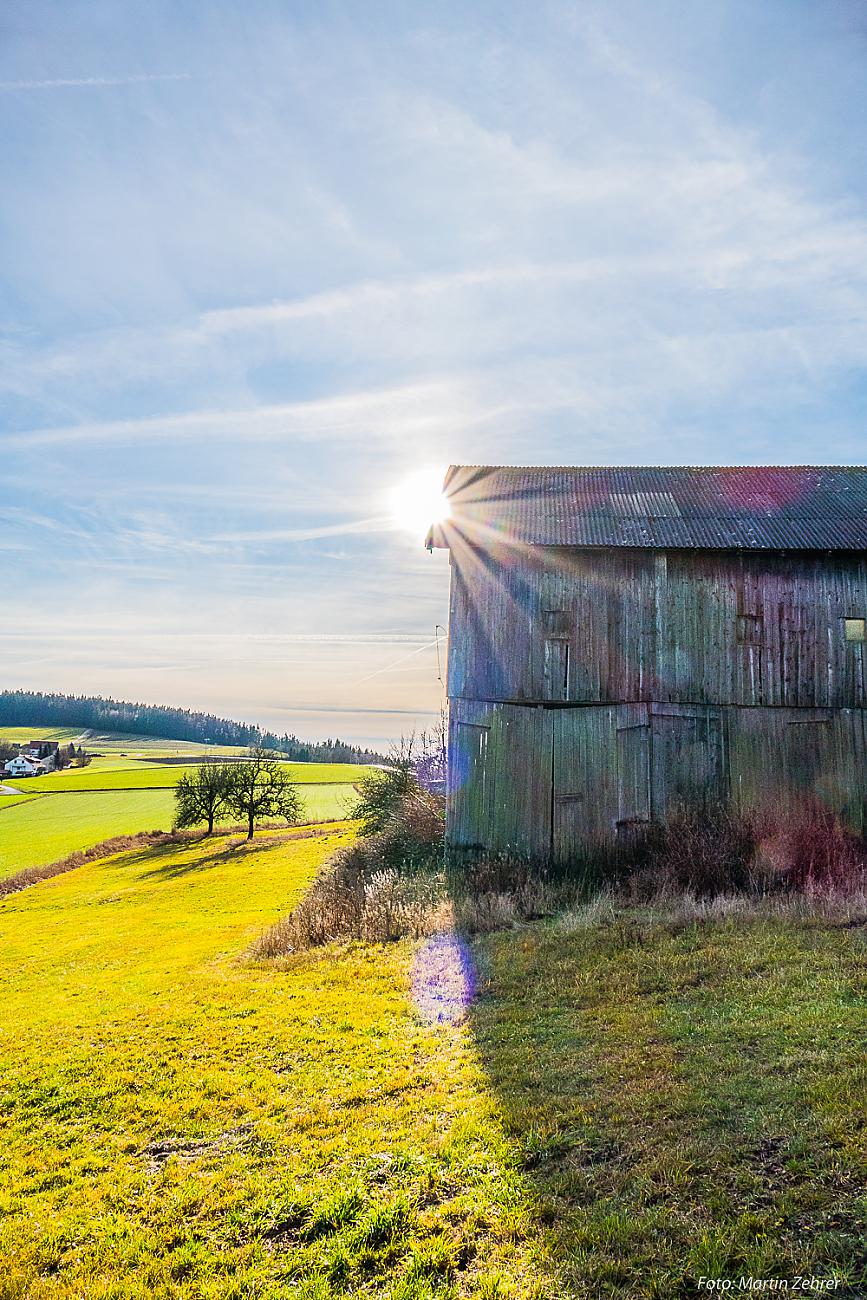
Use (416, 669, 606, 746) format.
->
(447, 699, 867, 859)
(728, 706, 867, 831)
(447, 546, 867, 708)
(449, 698, 553, 859)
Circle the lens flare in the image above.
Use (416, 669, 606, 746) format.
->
(411, 933, 475, 1024)
(388, 467, 450, 539)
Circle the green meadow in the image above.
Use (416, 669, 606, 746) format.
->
(76, 733, 260, 757)
(0, 784, 357, 875)
(0, 790, 174, 874)
(0, 726, 82, 745)
(0, 727, 261, 758)
(16, 761, 369, 793)
(0, 729, 370, 873)
(1, 824, 864, 1297)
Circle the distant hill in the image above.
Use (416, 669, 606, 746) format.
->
(0, 690, 383, 765)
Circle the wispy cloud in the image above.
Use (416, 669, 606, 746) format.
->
(0, 73, 193, 91)
(206, 516, 394, 544)
(0, 376, 522, 449)
(352, 637, 442, 685)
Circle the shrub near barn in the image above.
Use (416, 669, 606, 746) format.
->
(253, 735, 447, 953)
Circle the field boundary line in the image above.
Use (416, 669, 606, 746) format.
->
(0, 792, 53, 813)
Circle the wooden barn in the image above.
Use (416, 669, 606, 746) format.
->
(426, 465, 867, 862)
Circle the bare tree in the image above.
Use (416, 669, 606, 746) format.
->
(224, 750, 305, 840)
(173, 762, 233, 834)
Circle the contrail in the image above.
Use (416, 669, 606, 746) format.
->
(353, 638, 440, 685)
(0, 73, 193, 91)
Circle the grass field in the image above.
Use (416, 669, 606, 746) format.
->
(0, 784, 358, 875)
(0, 791, 44, 810)
(0, 726, 83, 747)
(1, 830, 864, 1297)
(78, 732, 260, 757)
(15, 761, 368, 793)
(0, 728, 249, 757)
(0, 726, 369, 874)
(1, 724, 372, 780)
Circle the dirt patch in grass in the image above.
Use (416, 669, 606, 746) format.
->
(143, 1124, 255, 1170)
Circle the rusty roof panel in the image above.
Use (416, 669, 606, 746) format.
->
(427, 465, 867, 551)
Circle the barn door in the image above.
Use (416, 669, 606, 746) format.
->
(447, 706, 494, 852)
(616, 706, 652, 849)
(650, 706, 724, 821)
(552, 707, 621, 861)
(489, 705, 553, 858)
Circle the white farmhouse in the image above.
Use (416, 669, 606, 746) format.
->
(3, 754, 47, 778)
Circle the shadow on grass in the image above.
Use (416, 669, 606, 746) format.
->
(135, 838, 283, 879)
(126, 825, 338, 880)
(463, 916, 866, 1298)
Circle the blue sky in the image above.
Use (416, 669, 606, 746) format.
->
(2, 0, 867, 745)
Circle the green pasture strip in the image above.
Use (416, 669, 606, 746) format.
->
(0, 790, 175, 876)
(82, 732, 266, 757)
(0, 791, 48, 812)
(30, 761, 368, 792)
(0, 726, 81, 744)
(1, 727, 256, 758)
(0, 785, 357, 875)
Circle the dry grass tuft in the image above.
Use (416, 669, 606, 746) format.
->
(249, 848, 446, 956)
(249, 847, 571, 958)
(249, 798, 867, 958)
(559, 882, 867, 935)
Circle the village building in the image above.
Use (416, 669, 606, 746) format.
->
(427, 465, 867, 862)
(4, 754, 49, 778)
(20, 740, 59, 770)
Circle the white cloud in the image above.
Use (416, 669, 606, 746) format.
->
(2, 378, 484, 447)
(0, 73, 193, 91)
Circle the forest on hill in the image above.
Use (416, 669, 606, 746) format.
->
(0, 690, 383, 765)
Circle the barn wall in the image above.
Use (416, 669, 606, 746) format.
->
(446, 700, 867, 859)
(448, 698, 553, 859)
(447, 546, 867, 709)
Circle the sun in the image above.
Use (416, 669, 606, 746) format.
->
(388, 467, 450, 538)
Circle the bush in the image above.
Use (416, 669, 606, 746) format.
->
(626, 800, 867, 899)
(248, 844, 449, 954)
(248, 845, 577, 956)
(350, 731, 446, 848)
(754, 801, 867, 892)
(350, 737, 419, 836)
(628, 802, 759, 899)
(250, 735, 451, 956)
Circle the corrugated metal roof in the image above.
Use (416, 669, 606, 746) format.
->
(427, 465, 867, 551)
